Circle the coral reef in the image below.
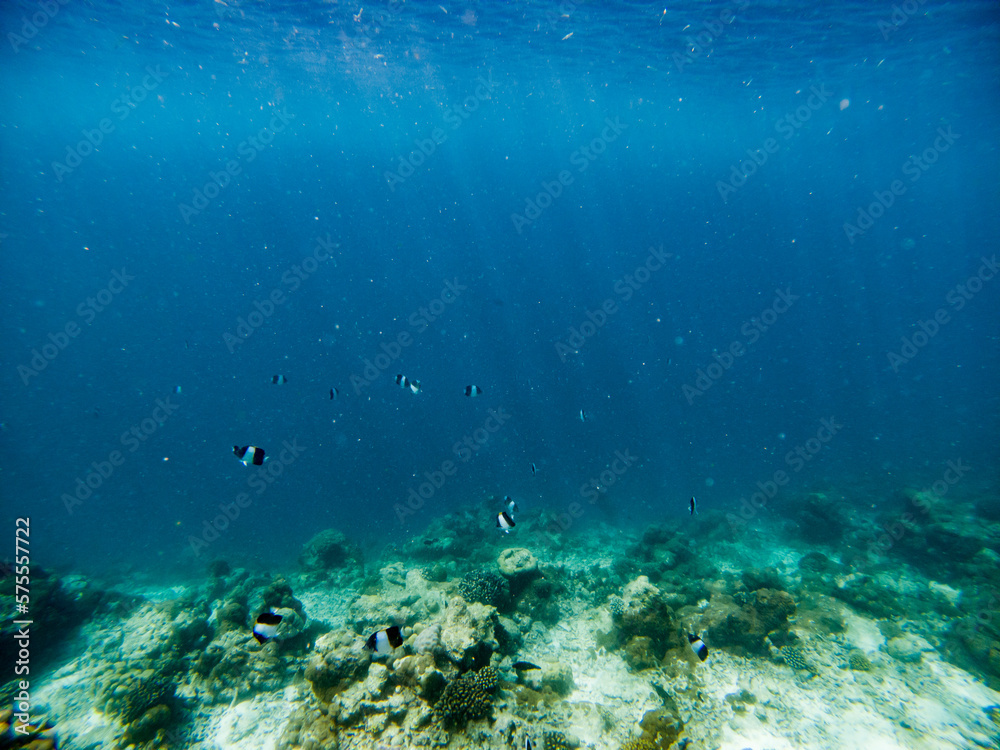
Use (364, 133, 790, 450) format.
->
(109, 674, 176, 723)
(518, 661, 576, 696)
(886, 634, 927, 663)
(497, 547, 541, 598)
(831, 576, 905, 618)
(497, 547, 539, 580)
(544, 729, 574, 750)
(101, 671, 178, 746)
(433, 665, 499, 728)
(304, 629, 372, 701)
(848, 649, 873, 671)
(299, 529, 363, 577)
(792, 491, 855, 544)
(278, 702, 339, 750)
(623, 636, 659, 671)
(798, 551, 838, 575)
(0, 567, 111, 672)
(440, 596, 499, 668)
(614, 576, 680, 654)
(617, 704, 684, 750)
(458, 569, 510, 609)
(710, 588, 796, 655)
(777, 645, 815, 673)
(741, 567, 784, 592)
(516, 574, 563, 624)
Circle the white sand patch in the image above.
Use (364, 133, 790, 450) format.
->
(209, 685, 303, 750)
(844, 607, 885, 652)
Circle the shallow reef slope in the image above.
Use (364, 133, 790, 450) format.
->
(16, 492, 1000, 750)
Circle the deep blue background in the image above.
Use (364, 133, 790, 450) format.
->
(1, 0, 998, 574)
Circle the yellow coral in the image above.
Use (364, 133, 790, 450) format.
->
(848, 650, 872, 671)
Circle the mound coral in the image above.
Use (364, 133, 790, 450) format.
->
(618, 705, 684, 750)
(497, 548, 538, 579)
(433, 665, 500, 728)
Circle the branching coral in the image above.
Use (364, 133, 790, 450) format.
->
(544, 730, 573, 750)
(778, 645, 815, 673)
(458, 570, 509, 608)
(433, 665, 499, 728)
(848, 650, 873, 671)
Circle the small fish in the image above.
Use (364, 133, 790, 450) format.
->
(395, 374, 421, 394)
(689, 496, 697, 515)
(272, 375, 288, 385)
(579, 408, 587, 422)
(253, 612, 282, 644)
(497, 510, 516, 533)
(688, 633, 708, 662)
(464, 385, 483, 397)
(530, 462, 537, 476)
(561, 31, 574, 41)
(330, 387, 339, 400)
(504, 495, 519, 515)
(234, 445, 265, 466)
(512, 660, 541, 671)
(174, 385, 182, 394)
(365, 625, 404, 655)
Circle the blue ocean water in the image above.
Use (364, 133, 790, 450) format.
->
(1, 0, 997, 576)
